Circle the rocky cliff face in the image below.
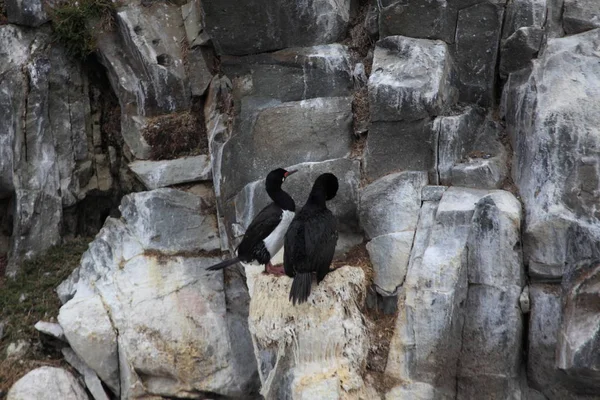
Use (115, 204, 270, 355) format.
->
(3, 0, 600, 399)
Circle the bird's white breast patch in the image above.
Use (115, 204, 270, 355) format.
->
(263, 210, 295, 259)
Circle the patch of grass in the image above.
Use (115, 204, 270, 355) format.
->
(0, 237, 91, 392)
(49, 0, 115, 60)
(142, 101, 209, 160)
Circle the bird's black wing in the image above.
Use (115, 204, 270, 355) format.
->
(298, 209, 337, 280)
(284, 217, 305, 277)
(237, 203, 282, 262)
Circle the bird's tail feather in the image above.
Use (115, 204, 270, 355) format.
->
(289, 273, 312, 305)
(207, 257, 240, 271)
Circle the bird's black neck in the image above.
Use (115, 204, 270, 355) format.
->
(268, 188, 295, 212)
(306, 189, 327, 209)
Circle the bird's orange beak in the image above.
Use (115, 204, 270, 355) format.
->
(284, 170, 298, 177)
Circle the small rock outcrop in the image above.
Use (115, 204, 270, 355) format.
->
(7, 367, 88, 400)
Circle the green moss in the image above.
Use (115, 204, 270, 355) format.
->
(50, 0, 114, 59)
(0, 238, 90, 350)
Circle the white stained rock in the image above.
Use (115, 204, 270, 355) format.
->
(369, 35, 458, 122)
(6, 340, 30, 359)
(62, 347, 110, 400)
(34, 321, 66, 341)
(245, 265, 370, 400)
(129, 155, 212, 190)
(7, 367, 88, 400)
(57, 189, 255, 399)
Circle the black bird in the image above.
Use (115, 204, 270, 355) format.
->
(284, 173, 339, 305)
(207, 168, 297, 275)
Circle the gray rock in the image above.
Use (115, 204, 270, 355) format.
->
(95, 2, 191, 159)
(458, 192, 524, 399)
(187, 47, 214, 96)
(563, 0, 600, 35)
(364, 119, 436, 181)
(62, 347, 110, 400)
(181, 0, 211, 47)
(34, 321, 66, 341)
(367, 232, 414, 296)
(369, 36, 458, 122)
(454, 2, 504, 106)
(119, 188, 220, 253)
(58, 294, 120, 393)
(556, 260, 600, 391)
(378, 0, 457, 43)
(201, 0, 352, 55)
(421, 185, 447, 202)
(501, 0, 547, 41)
(222, 44, 353, 103)
(7, 367, 88, 400)
(500, 26, 544, 76)
(387, 187, 524, 398)
(502, 29, 600, 280)
(528, 284, 577, 399)
(520, 285, 531, 313)
(5, 0, 49, 27)
(58, 189, 257, 398)
(359, 171, 428, 240)
(129, 155, 212, 189)
(219, 96, 352, 201)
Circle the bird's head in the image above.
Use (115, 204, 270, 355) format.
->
(313, 173, 339, 201)
(265, 168, 298, 192)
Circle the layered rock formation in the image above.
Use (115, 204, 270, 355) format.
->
(3, 0, 600, 399)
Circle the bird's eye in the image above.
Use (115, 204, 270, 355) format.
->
(282, 177, 285, 182)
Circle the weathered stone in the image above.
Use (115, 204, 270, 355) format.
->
(458, 192, 524, 399)
(367, 232, 414, 296)
(528, 284, 575, 399)
(129, 155, 212, 189)
(58, 189, 257, 398)
(500, 26, 544, 76)
(556, 260, 600, 392)
(364, 120, 436, 181)
(201, 0, 352, 55)
(244, 265, 370, 399)
(181, 0, 211, 47)
(563, 0, 600, 35)
(222, 44, 353, 103)
(520, 285, 531, 313)
(421, 185, 447, 202)
(119, 189, 220, 253)
(95, 3, 191, 159)
(5, 0, 49, 27)
(369, 36, 458, 122)
(359, 171, 428, 240)
(187, 47, 213, 96)
(387, 187, 515, 398)
(219, 96, 352, 201)
(7, 367, 88, 400)
(502, 0, 547, 40)
(62, 347, 111, 400)
(502, 29, 600, 280)
(454, 2, 504, 106)
(378, 0, 457, 43)
(58, 294, 120, 393)
(34, 321, 66, 341)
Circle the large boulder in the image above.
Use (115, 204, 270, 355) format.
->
(201, 0, 352, 55)
(556, 260, 600, 392)
(502, 28, 600, 280)
(7, 367, 88, 400)
(563, 0, 600, 35)
(365, 36, 458, 181)
(0, 25, 103, 274)
(129, 155, 212, 190)
(57, 189, 258, 398)
(244, 264, 373, 399)
(453, 1, 505, 106)
(5, 0, 49, 27)
(386, 187, 524, 399)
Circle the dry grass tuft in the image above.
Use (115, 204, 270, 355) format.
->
(142, 100, 208, 160)
(331, 242, 373, 285)
(0, 238, 91, 393)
